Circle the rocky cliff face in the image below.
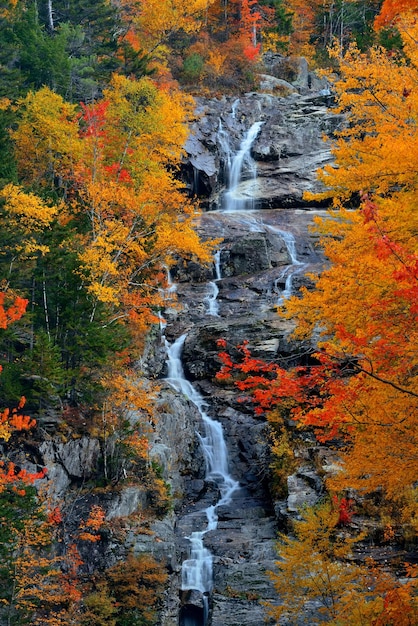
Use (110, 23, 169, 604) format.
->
(183, 65, 343, 211)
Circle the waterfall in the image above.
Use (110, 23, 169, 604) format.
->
(269, 228, 303, 267)
(166, 267, 177, 295)
(267, 226, 305, 304)
(231, 98, 239, 119)
(204, 250, 222, 317)
(275, 267, 294, 305)
(165, 335, 239, 623)
(222, 121, 263, 212)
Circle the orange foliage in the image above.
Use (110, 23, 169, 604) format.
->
(239, 0, 262, 46)
(106, 552, 167, 623)
(78, 505, 106, 542)
(267, 502, 418, 624)
(0, 292, 28, 329)
(286, 0, 317, 58)
(375, 0, 418, 29)
(10, 512, 83, 624)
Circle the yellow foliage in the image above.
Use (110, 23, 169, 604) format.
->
(120, 0, 216, 56)
(206, 49, 226, 75)
(0, 184, 60, 257)
(11, 87, 82, 188)
(74, 75, 213, 323)
(307, 40, 418, 206)
(268, 502, 418, 625)
(0, 97, 11, 110)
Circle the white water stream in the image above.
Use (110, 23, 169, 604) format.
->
(165, 335, 239, 618)
(223, 121, 263, 212)
(204, 250, 222, 316)
(267, 226, 305, 305)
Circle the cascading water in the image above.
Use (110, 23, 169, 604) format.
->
(267, 226, 305, 304)
(204, 250, 222, 316)
(165, 334, 239, 625)
(223, 121, 263, 212)
(269, 228, 302, 267)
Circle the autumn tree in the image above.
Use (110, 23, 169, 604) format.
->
(117, 0, 216, 74)
(105, 552, 167, 626)
(10, 86, 82, 191)
(375, 0, 418, 29)
(74, 74, 213, 332)
(268, 501, 418, 625)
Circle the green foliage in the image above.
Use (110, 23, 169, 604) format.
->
(377, 26, 404, 52)
(307, 0, 382, 65)
(0, 108, 17, 185)
(259, 0, 293, 49)
(182, 53, 205, 82)
(19, 330, 65, 412)
(0, 3, 71, 98)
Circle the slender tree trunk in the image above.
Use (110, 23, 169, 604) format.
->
(47, 0, 54, 31)
(42, 271, 51, 340)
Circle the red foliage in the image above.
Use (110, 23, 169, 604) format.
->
(216, 339, 356, 441)
(374, 0, 418, 30)
(243, 43, 261, 61)
(0, 461, 47, 493)
(80, 100, 109, 138)
(0, 293, 28, 330)
(333, 495, 355, 525)
(104, 162, 133, 183)
(47, 506, 63, 526)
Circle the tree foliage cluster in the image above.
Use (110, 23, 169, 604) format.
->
(0, 1, 391, 101)
(217, 1, 418, 622)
